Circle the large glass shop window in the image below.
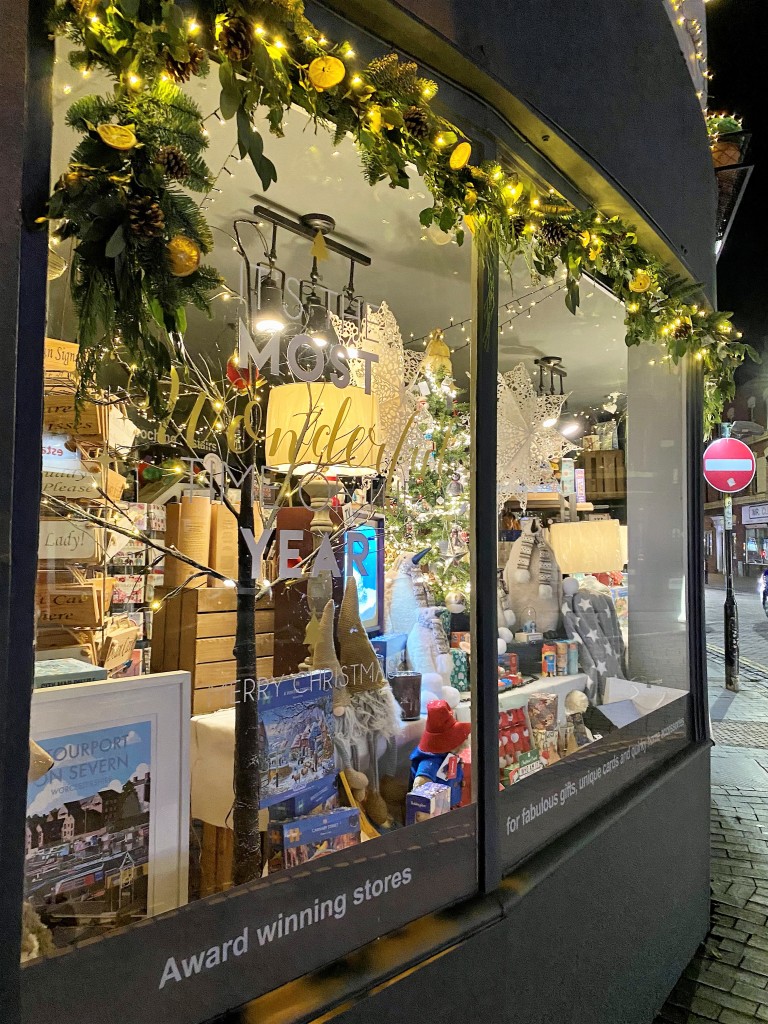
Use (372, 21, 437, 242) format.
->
(26, 39, 476, 967)
(494, 256, 691, 871)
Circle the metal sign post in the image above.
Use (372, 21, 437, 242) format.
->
(702, 424, 755, 694)
(723, 489, 739, 692)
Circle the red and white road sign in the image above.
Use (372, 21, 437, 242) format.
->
(702, 436, 756, 493)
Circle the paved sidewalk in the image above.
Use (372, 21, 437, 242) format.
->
(654, 587, 768, 1023)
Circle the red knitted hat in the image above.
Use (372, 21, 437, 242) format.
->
(420, 700, 472, 755)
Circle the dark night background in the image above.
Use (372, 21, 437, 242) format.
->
(708, 0, 767, 389)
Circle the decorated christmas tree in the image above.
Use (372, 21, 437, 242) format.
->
(384, 330, 471, 610)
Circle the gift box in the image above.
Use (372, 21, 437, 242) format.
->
(371, 632, 408, 678)
(268, 775, 339, 822)
(450, 631, 471, 651)
(267, 807, 360, 872)
(449, 648, 470, 692)
(406, 781, 451, 825)
(507, 749, 545, 785)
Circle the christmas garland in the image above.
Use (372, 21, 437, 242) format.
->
(47, 0, 754, 429)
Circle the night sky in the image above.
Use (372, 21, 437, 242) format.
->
(707, 0, 768, 384)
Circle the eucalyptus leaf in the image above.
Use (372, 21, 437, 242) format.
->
(148, 296, 165, 329)
(105, 224, 126, 258)
(220, 80, 241, 121)
(174, 305, 187, 334)
(256, 155, 277, 191)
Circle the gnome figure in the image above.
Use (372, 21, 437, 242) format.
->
(311, 600, 369, 803)
(338, 577, 401, 826)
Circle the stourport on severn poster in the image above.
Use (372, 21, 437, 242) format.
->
(25, 721, 152, 945)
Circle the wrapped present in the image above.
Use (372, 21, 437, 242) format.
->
(449, 647, 470, 692)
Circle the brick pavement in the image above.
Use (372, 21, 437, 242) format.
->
(653, 587, 768, 1023)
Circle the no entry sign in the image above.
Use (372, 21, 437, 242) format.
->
(702, 436, 756, 493)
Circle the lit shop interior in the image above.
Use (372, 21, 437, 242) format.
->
(25, 34, 690, 968)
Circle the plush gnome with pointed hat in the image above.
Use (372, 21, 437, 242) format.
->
(338, 576, 401, 826)
(410, 699, 471, 809)
(311, 599, 369, 803)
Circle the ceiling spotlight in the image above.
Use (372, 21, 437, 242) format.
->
(254, 272, 286, 333)
(304, 290, 338, 347)
(560, 421, 581, 437)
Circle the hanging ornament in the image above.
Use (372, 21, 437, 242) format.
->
(310, 229, 329, 262)
(226, 355, 253, 392)
(449, 141, 472, 170)
(167, 235, 201, 276)
(96, 123, 137, 151)
(446, 473, 463, 497)
(308, 55, 346, 90)
(444, 590, 467, 614)
(421, 328, 453, 377)
(496, 362, 571, 512)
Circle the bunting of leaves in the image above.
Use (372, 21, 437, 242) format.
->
(47, 0, 754, 428)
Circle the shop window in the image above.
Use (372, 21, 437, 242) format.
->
(495, 263, 691, 870)
(24, 36, 478, 999)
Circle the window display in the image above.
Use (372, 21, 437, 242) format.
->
(27, 24, 479, 972)
(9, 2, 728, 1020)
(494, 271, 691, 867)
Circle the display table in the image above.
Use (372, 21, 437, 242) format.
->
(190, 675, 590, 828)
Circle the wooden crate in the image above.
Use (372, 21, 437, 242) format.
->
(150, 587, 274, 714)
(578, 450, 626, 500)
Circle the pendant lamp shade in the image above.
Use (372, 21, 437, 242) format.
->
(266, 382, 381, 477)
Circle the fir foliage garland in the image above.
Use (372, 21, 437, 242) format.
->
(47, 0, 755, 428)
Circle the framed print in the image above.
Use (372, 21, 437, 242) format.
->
(25, 672, 190, 950)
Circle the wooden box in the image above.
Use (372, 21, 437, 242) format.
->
(151, 586, 274, 714)
(578, 450, 626, 500)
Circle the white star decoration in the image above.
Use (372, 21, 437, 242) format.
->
(335, 302, 424, 474)
(578, 598, 592, 613)
(497, 363, 572, 511)
(586, 628, 599, 642)
(595, 659, 608, 674)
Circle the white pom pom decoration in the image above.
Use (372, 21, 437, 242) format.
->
(497, 637, 507, 655)
(502, 609, 516, 627)
(562, 577, 579, 597)
(498, 626, 514, 643)
(441, 685, 461, 709)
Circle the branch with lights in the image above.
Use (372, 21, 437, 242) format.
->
(46, 0, 753, 432)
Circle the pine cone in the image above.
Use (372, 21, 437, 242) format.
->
(219, 16, 253, 62)
(157, 146, 190, 181)
(127, 196, 165, 239)
(673, 321, 692, 340)
(367, 53, 418, 94)
(511, 215, 527, 237)
(165, 41, 206, 84)
(539, 219, 569, 248)
(403, 105, 430, 139)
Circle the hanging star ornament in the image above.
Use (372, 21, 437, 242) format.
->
(497, 362, 571, 511)
(332, 301, 424, 475)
